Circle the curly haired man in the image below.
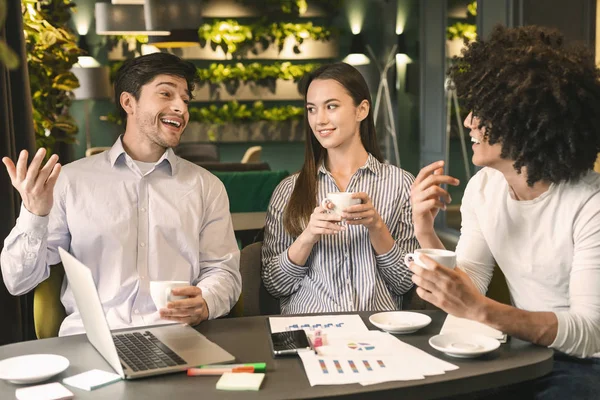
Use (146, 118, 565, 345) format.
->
(410, 25, 600, 399)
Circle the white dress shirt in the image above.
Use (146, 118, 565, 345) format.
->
(456, 168, 600, 358)
(1, 138, 241, 336)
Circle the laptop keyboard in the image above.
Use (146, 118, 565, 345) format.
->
(112, 331, 187, 372)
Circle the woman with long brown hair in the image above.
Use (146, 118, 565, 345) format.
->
(261, 62, 418, 314)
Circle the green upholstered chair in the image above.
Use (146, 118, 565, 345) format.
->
(229, 241, 279, 317)
(212, 170, 289, 213)
(33, 264, 66, 339)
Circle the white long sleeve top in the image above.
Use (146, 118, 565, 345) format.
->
(456, 168, 600, 358)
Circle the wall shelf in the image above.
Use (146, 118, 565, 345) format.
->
(200, 0, 330, 18)
(174, 36, 338, 61)
(182, 120, 304, 142)
(192, 79, 303, 102)
(107, 37, 337, 61)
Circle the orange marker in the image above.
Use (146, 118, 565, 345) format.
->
(187, 366, 255, 376)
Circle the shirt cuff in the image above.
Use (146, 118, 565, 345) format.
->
(279, 249, 306, 278)
(375, 243, 402, 269)
(197, 285, 217, 320)
(16, 204, 49, 237)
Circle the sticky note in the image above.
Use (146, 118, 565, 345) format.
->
(62, 369, 122, 391)
(15, 382, 73, 400)
(216, 372, 265, 391)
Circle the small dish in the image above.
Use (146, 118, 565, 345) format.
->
(429, 333, 500, 358)
(0, 354, 70, 384)
(369, 311, 432, 334)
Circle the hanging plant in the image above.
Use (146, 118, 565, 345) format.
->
(198, 19, 332, 55)
(22, 0, 83, 153)
(0, 0, 19, 69)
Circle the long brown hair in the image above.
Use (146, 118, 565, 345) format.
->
(283, 62, 385, 236)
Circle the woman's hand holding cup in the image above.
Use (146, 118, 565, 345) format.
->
(299, 204, 346, 245)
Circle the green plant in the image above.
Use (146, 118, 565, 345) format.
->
(198, 19, 332, 55)
(197, 62, 319, 84)
(446, 22, 477, 41)
(0, 0, 19, 69)
(104, 101, 304, 126)
(196, 61, 319, 95)
(189, 101, 303, 124)
(234, 0, 342, 16)
(447, 1, 477, 41)
(23, 0, 83, 153)
(235, 0, 307, 15)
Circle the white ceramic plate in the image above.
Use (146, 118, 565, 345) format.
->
(369, 311, 432, 334)
(429, 333, 501, 358)
(0, 354, 70, 384)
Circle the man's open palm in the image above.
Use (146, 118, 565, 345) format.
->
(2, 148, 61, 216)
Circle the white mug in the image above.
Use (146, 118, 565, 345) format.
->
(321, 192, 361, 217)
(404, 248, 456, 270)
(150, 281, 189, 310)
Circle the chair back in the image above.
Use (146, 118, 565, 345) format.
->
(241, 146, 262, 164)
(230, 241, 280, 317)
(33, 264, 67, 339)
(174, 143, 219, 163)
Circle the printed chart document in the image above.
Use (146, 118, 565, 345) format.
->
(441, 314, 507, 343)
(297, 330, 458, 386)
(268, 314, 369, 335)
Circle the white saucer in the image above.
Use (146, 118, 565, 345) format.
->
(369, 311, 432, 334)
(429, 333, 500, 358)
(0, 354, 70, 384)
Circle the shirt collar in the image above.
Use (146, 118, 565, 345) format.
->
(318, 153, 382, 175)
(108, 136, 178, 176)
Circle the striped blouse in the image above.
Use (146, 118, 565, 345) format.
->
(261, 154, 418, 314)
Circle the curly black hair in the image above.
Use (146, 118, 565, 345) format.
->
(449, 25, 600, 186)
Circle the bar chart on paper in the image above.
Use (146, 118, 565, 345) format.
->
(298, 353, 414, 385)
(268, 315, 369, 334)
(316, 358, 386, 375)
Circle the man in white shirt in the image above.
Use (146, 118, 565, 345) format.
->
(410, 25, 600, 398)
(1, 53, 241, 336)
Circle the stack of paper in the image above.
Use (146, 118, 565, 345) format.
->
(441, 315, 507, 343)
(269, 315, 458, 387)
(299, 331, 458, 386)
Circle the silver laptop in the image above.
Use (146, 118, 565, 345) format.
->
(58, 247, 235, 379)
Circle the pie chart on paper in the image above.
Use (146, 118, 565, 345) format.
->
(347, 342, 375, 351)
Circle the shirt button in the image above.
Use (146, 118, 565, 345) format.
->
(140, 207, 146, 212)
(134, 309, 139, 314)
(140, 242, 146, 247)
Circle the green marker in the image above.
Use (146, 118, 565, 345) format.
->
(199, 363, 266, 373)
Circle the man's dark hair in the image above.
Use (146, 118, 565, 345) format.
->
(113, 53, 199, 122)
(449, 25, 600, 185)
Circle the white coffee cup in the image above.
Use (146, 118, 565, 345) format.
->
(404, 248, 456, 270)
(321, 192, 361, 217)
(150, 281, 189, 310)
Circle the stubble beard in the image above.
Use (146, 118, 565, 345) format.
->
(137, 112, 181, 149)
